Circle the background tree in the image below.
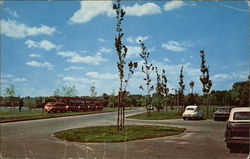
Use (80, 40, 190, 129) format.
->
(113, 0, 137, 131)
(53, 88, 60, 97)
(90, 84, 97, 97)
(62, 86, 77, 97)
(178, 66, 185, 108)
(4, 84, 16, 111)
(189, 80, 194, 94)
(139, 40, 154, 115)
(199, 50, 212, 118)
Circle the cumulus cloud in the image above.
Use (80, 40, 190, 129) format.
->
(4, 8, 19, 18)
(69, 2, 161, 24)
(161, 40, 188, 52)
(25, 61, 54, 70)
(1, 19, 56, 38)
(98, 38, 106, 42)
(69, 1, 114, 24)
(86, 72, 118, 79)
(126, 46, 141, 58)
(25, 40, 59, 51)
(99, 47, 112, 54)
(13, 78, 27, 82)
(57, 51, 108, 65)
(29, 54, 42, 58)
(123, 3, 161, 16)
(164, 58, 171, 62)
(64, 66, 86, 71)
(164, 1, 185, 11)
(127, 35, 149, 44)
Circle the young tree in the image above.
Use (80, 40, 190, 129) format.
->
(178, 66, 185, 108)
(139, 40, 154, 115)
(113, 0, 137, 131)
(199, 50, 212, 118)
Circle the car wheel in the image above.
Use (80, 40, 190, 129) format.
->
(229, 148, 238, 153)
(183, 117, 186, 120)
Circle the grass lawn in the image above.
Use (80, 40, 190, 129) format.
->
(54, 125, 185, 142)
(127, 111, 183, 120)
(0, 107, 116, 122)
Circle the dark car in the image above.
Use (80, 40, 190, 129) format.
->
(213, 107, 230, 121)
(224, 107, 250, 153)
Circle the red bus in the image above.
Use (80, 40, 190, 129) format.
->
(44, 97, 103, 113)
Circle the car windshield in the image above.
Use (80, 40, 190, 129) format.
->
(233, 112, 250, 120)
(186, 108, 195, 110)
(216, 108, 230, 112)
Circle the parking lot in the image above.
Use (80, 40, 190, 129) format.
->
(1, 110, 249, 159)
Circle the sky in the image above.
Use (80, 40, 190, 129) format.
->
(0, 0, 249, 97)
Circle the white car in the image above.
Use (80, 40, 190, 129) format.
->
(182, 105, 203, 120)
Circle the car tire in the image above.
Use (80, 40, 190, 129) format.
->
(183, 117, 187, 120)
(229, 148, 238, 153)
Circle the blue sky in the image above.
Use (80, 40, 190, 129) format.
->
(1, 1, 249, 97)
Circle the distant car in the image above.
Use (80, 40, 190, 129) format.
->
(182, 105, 203, 120)
(147, 106, 154, 111)
(224, 107, 250, 153)
(213, 107, 230, 121)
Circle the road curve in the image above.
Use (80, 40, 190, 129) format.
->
(1, 110, 248, 159)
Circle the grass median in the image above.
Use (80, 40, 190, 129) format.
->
(127, 111, 183, 120)
(0, 107, 116, 122)
(54, 125, 185, 142)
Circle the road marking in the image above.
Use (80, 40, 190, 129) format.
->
(40, 138, 95, 151)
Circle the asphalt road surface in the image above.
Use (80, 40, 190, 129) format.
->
(1, 110, 249, 159)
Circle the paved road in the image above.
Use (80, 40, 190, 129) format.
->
(1, 110, 249, 159)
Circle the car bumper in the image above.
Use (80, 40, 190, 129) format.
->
(225, 137, 250, 144)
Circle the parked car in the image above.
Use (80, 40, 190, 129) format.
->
(213, 106, 230, 121)
(182, 105, 203, 120)
(224, 107, 250, 153)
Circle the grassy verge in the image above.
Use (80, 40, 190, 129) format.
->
(127, 111, 183, 120)
(0, 108, 116, 122)
(54, 125, 185, 142)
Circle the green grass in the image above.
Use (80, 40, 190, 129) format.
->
(0, 108, 116, 122)
(127, 111, 183, 120)
(54, 125, 185, 142)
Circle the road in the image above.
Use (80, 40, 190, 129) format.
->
(0, 110, 249, 159)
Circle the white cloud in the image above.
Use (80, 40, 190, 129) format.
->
(86, 72, 118, 79)
(64, 66, 86, 71)
(4, 8, 19, 18)
(57, 51, 108, 65)
(164, 1, 185, 11)
(25, 61, 54, 70)
(69, 1, 114, 24)
(99, 47, 112, 54)
(123, 3, 161, 16)
(62, 76, 96, 84)
(212, 74, 232, 82)
(25, 40, 58, 51)
(126, 46, 141, 58)
(126, 35, 149, 44)
(98, 38, 106, 42)
(13, 78, 27, 82)
(161, 40, 187, 52)
(164, 58, 171, 62)
(57, 51, 78, 57)
(29, 54, 42, 58)
(69, 2, 161, 24)
(1, 19, 56, 38)
(126, 36, 134, 43)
